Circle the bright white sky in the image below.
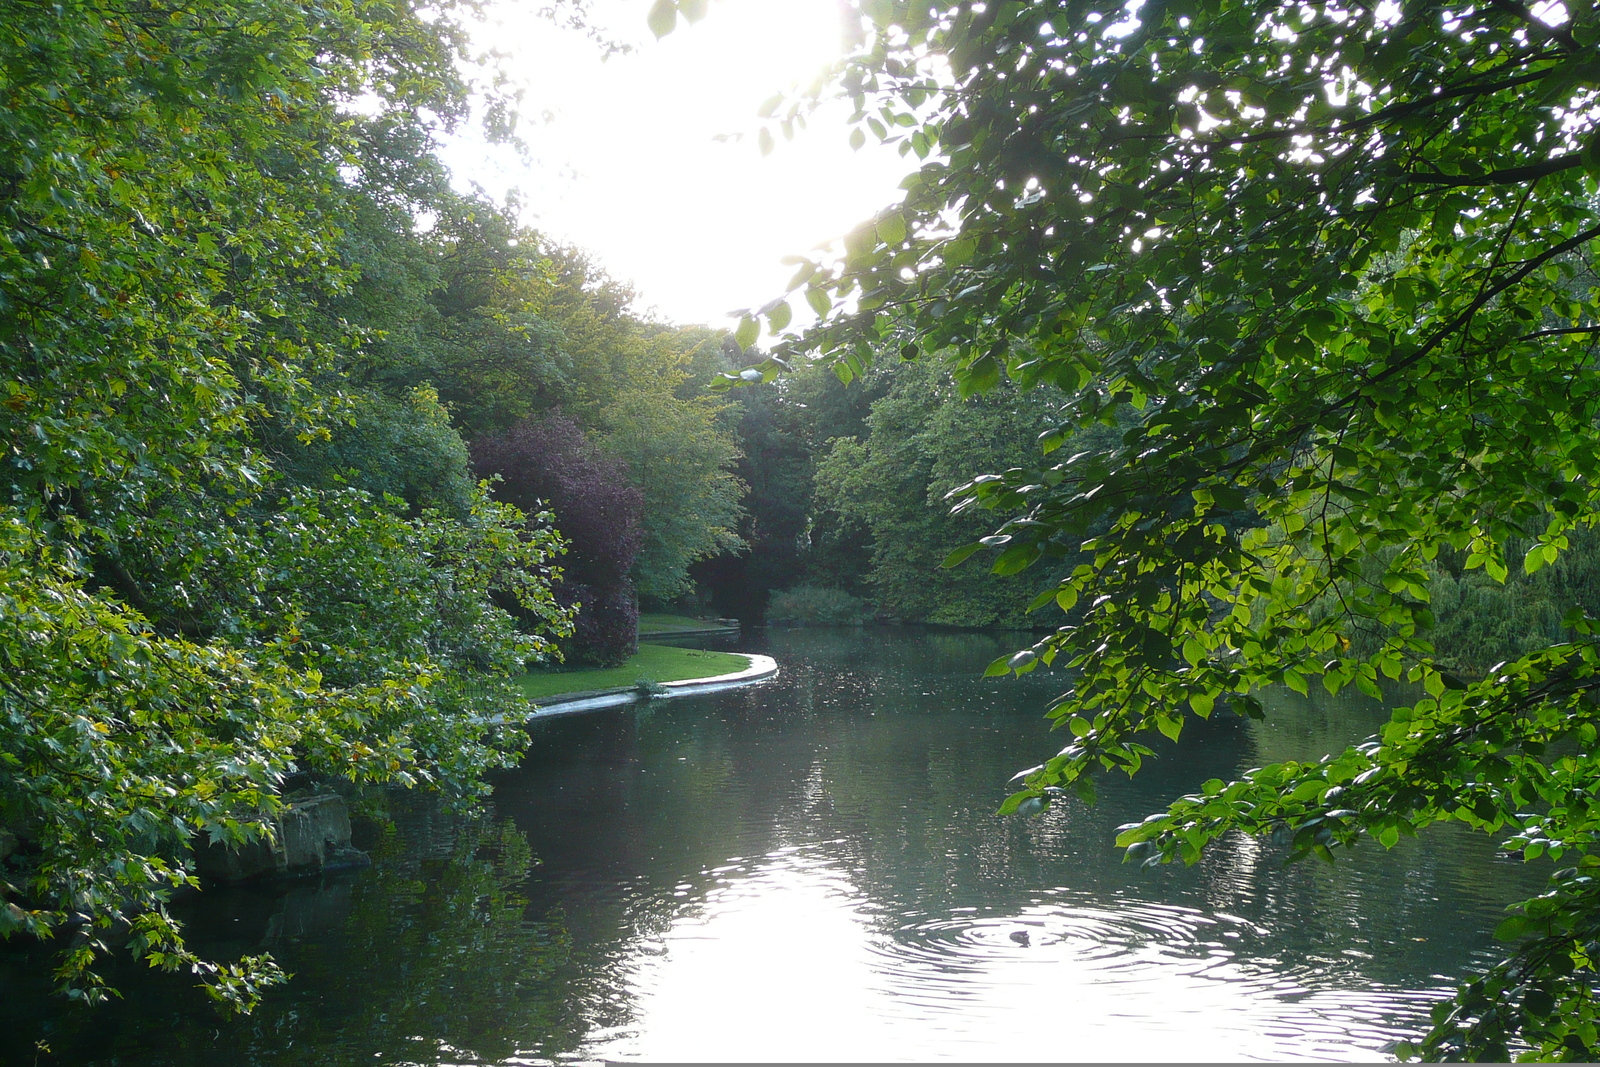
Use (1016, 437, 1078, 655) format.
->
(441, 0, 916, 328)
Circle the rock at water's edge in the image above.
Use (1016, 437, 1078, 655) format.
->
(196, 794, 370, 884)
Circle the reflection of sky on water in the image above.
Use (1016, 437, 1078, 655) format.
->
(574, 840, 1422, 1063)
(495, 628, 1542, 1064)
(602, 850, 891, 1061)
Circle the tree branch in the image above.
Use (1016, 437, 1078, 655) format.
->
(1344, 220, 1600, 404)
(1401, 152, 1587, 187)
(1517, 325, 1600, 343)
(94, 556, 209, 639)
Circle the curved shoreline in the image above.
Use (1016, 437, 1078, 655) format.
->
(637, 625, 740, 640)
(523, 654, 779, 720)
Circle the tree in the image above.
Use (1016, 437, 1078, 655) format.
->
(472, 413, 645, 666)
(346, 198, 577, 438)
(599, 382, 746, 603)
(699, 383, 815, 615)
(695, 357, 890, 617)
(420, 236, 747, 605)
(812, 359, 1051, 624)
(0, 0, 571, 1008)
(672, 0, 1600, 1055)
(513, 269, 747, 603)
(279, 385, 480, 519)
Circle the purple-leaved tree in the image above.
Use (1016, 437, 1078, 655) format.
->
(472, 413, 643, 666)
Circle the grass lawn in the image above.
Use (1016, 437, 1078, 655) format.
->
(637, 612, 734, 634)
(514, 643, 752, 701)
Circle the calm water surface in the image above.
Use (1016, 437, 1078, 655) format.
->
(3, 628, 1551, 1063)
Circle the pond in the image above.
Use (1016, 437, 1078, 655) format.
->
(2, 627, 1551, 1064)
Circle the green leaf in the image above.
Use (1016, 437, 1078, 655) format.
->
(991, 542, 1041, 576)
(876, 213, 907, 245)
(766, 301, 792, 332)
(1523, 987, 1555, 1018)
(943, 238, 976, 266)
(961, 354, 1001, 397)
(942, 542, 982, 569)
(1008, 649, 1038, 671)
(733, 316, 760, 351)
(997, 790, 1031, 815)
(1494, 915, 1530, 941)
(646, 0, 677, 38)
(1123, 839, 1157, 864)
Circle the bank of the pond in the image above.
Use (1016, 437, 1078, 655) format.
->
(514, 644, 775, 716)
(638, 612, 740, 639)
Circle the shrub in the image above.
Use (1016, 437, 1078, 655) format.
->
(767, 585, 870, 625)
(556, 581, 639, 667)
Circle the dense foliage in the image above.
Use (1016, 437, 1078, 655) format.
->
(386, 222, 746, 606)
(0, 0, 751, 1014)
(694, 360, 883, 617)
(814, 358, 1111, 625)
(666, 0, 1600, 1056)
(472, 413, 644, 666)
(765, 584, 872, 625)
(0, 0, 589, 1007)
(705, 355, 1115, 627)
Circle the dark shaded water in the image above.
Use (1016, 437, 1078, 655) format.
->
(3, 628, 1550, 1063)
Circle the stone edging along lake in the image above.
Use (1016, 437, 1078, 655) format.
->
(522, 654, 779, 720)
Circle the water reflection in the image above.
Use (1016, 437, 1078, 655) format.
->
(2, 627, 1554, 1063)
(498, 627, 1547, 1062)
(602, 850, 890, 1062)
(0, 801, 574, 1066)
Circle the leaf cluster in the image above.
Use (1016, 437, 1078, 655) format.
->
(727, 0, 1600, 1053)
(0, 0, 574, 1009)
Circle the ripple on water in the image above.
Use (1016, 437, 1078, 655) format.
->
(584, 844, 1452, 1062)
(865, 895, 1447, 1060)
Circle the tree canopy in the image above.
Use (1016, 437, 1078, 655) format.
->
(0, 0, 743, 1012)
(0, 0, 586, 1006)
(666, 0, 1600, 1056)
(813, 357, 1091, 625)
